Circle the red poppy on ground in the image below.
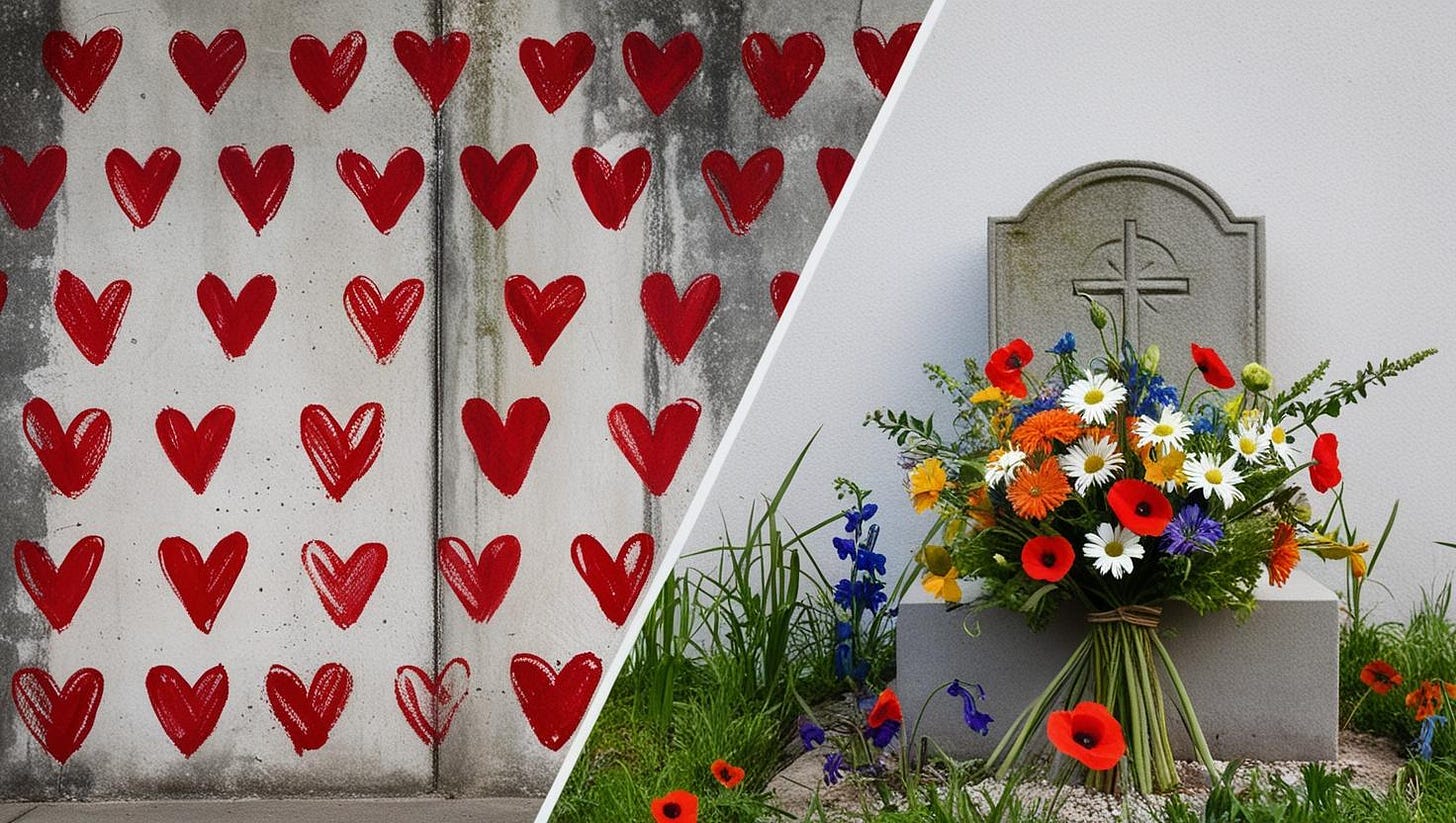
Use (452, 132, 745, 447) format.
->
(1190, 343, 1235, 389)
(651, 789, 699, 823)
(1106, 479, 1174, 537)
(1047, 701, 1125, 770)
(867, 688, 903, 728)
(1309, 432, 1341, 493)
(985, 338, 1034, 398)
(1360, 660, 1402, 695)
(1021, 535, 1075, 582)
(710, 758, 745, 788)
(1406, 681, 1445, 722)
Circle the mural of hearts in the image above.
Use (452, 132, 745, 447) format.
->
(265, 663, 353, 756)
(42, 28, 122, 113)
(816, 147, 854, 207)
(13, 536, 104, 633)
(337, 148, 425, 235)
(299, 402, 385, 502)
(509, 652, 601, 752)
(702, 148, 784, 235)
(438, 535, 520, 623)
(302, 540, 388, 629)
(10, 667, 104, 764)
(770, 270, 799, 317)
(640, 273, 719, 365)
(0, 145, 66, 231)
(622, 31, 702, 116)
(573, 146, 651, 231)
(519, 32, 594, 114)
(570, 532, 654, 627)
(394, 30, 471, 113)
(853, 23, 922, 96)
(741, 31, 825, 119)
(54, 270, 131, 366)
(607, 398, 702, 496)
(197, 273, 276, 360)
(146, 664, 228, 758)
(503, 274, 585, 366)
(459, 144, 537, 229)
(105, 147, 181, 228)
(343, 276, 424, 364)
(218, 144, 295, 235)
(290, 31, 367, 113)
(22, 398, 111, 498)
(159, 532, 248, 634)
(156, 405, 235, 495)
(460, 396, 549, 497)
(169, 29, 247, 114)
(395, 657, 471, 746)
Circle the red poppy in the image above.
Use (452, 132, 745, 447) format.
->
(1407, 681, 1445, 722)
(710, 758, 745, 788)
(1047, 701, 1125, 770)
(867, 688, 903, 728)
(651, 789, 699, 823)
(1309, 432, 1341, 493)
(1190, 343, 1235, 389)
(1106, 479, 1173, 537)
(1021, 535, 1075, 582)
(1360, 660, 1402, 695)
(986, 338, 1034, 398)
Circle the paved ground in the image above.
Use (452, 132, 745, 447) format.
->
(0, 797, 542, 823)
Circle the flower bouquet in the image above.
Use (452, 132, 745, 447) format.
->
(868, 297, 1434, 793)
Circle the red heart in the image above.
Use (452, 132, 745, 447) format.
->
(503, 274, 585, 366)
(394, 31, 470, 113)
(573, 147, 651, 231)
(741, 31, 824, 119)
(55, 270, 130, 366)
(337, 148, 424, 235)
(197, 273, 275, 359)
(146, 664, 228, 758)
(607, 399, 701, 496)
(300, 402, 385, 502)
(519, 33, 594, 113)
(11, 667, 104, 764)
(770, 271, 798, 317)
(344, 276, 424, 364)
(266, 663, 352, 756)
(854, 24, 920, 97)
(291, 32, 367, 112)
(459, 144, 537, 230)
(0, 145, 66, 230)
(42, 28, 122, 113)
(460, 397, 549, 497)
(0, 271, 7, 315)
(816, 147, 854, 207)
(14, 536, 104, 632)
(622, 31, 701, 116)
(170, 29, 246, 113)
(438, 536, 520, 623)
(302, 540, 388, 629)
(22, 398, 111, 498)
(156, 406, 234, 495)
(571, 533, 654, 627)
(509, 652, 601, 751)
(702, 148, 783, 236)
(395, 657, 471, 746)
(159, 532, 248, 634)
(218, 144, 294, 235)
(105, 147, 181, 229)
(641, 273, 719, 365)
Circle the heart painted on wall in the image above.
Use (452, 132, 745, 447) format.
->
(770, 271, 799, 317)
(438, 535, 520, 623)
(641, 273, 719, 365)
(504, 274, 585, 366)
(55, 270, 131, 366)
(853, 23, 921, 97)
(702, 148, 783, 235)
(570, 532, 654, 627)
(170, 29, 246, 113)
(266, 663, 352, 756)
(197, 273, 275, 360)
(459, 144, 537, 229)
(290, 32, 367, 112)
(105, 147, 181, 228)
(0, 145, 66, 231)
(159, 532, 248, 634)
(300, 402, 385, 502)
(42, 28, 122, 112)
(510, 652, 601, 751)
(218, 144, 294, 235)
(302, 540, 388, 629)
(395, 657, 471, 746)
(14, 536, 104, 633)
(741, 31, 824, 119)
(572, 147, 651, 231)
(460, 396, 549, 497)
(343, 276, 424, 364)
(816, 147, 854, 207)
(337, 148, 424, 235)
(146, 663, 228, 758)
(622, 31, 701, 116)
(394, 31, 470, 113)
(607, 398, 701, 496)
(11, 667, 104, 764)
(22, 398, 111, 498)
(156, 405, 235, 495)
(519, 33, 594, 113)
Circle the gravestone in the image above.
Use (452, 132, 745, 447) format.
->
(896, 161, 1337, 763)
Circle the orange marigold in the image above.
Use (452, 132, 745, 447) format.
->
(1006, 459, 1071, 520)
(1012, 408, 1084, 454)
(1267, 522, 1300, 586)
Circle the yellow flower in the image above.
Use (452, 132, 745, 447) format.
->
(1142, 449, 1187, 489)
(970, 386, 1004, 404)
(908, 457, 948, 513)
(922, 566, 962, 603)
(1351, 552, 1367, 579)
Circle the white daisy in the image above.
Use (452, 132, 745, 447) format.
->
(1082, 522, 1144, 579)
(985, 449, 1027, 487)
(1264, 417, 1299, 468)
(1060, 372, 1127, 426)
(1133, 406, 1193, 453)
(1185, 452, 1245, 509)
(1227, 418, 1270, 465)
(1058, 435, 1124, 495)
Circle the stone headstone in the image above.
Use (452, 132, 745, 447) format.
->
(989, 161, 1263, 378)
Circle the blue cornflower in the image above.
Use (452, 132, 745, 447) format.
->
(1011, 391, 1061, 426)
(1190, 405, 1221, 436)
(832, 536, 856, 560)
(1414, 714, 1448, 759)
(843, 504, 878, 533)
(854, 548, 887, 576)
(947, 680, 994, 736)
(1049, 332, 1077, 355)
(823, 751, 846, 785)
(1162, 504, 1224, 555)
(798, 716, 825, 751)
(1123, 361, 1180, 419)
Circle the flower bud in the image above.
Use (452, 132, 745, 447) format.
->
(1241, 362, 1273, 392)
(1088, 300, 1109, 330)
(1139, 344, 1161, 374)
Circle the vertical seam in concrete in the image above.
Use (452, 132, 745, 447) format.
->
(431, 0, 447, 796)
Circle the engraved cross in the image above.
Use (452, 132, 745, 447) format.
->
(1072, 219, 1190, 348)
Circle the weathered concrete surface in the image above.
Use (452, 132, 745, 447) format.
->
(0, 796, 540, 822)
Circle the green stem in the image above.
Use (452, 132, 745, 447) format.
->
(1151, 632, 1218, 782)
(988, 633, 1093, 778)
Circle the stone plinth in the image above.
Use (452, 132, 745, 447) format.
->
(896, 569, 1338, 762)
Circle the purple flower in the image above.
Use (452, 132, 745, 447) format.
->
(1415, 714, 1448, 760)
(798, 716, 825, 751)
(1162, 504, 1224, 555)
(843, 504, 878, 533)
(1049, 332, 1076, 355)
(947, 680, 993, 736)
(864, 718, 901, 748)
(832, 536, 856, 559)
(823, 751, 846, 785)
